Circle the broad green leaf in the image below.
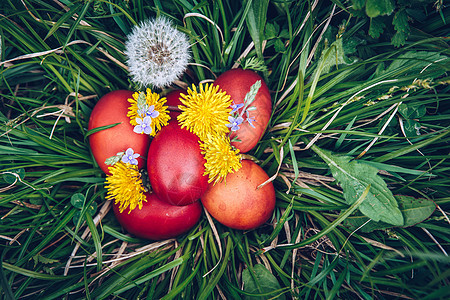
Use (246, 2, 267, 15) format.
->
(365, 0, 394, 18)
(344, 195, 436, 232)
(70, 193, 85, 209)
(2, 168, 25, 184)
(392, 9, 410, 46)
(384, 51, 448, 77)
(242, 264, 286, 300)
(311, 38, 355, 78)
(351, 0, 366, 10)
(403, 119, 422, 137)
(398, 103, 426, 119)
(264, 22, 279, 40)
(245, 0, 269, 60)
(369, 17, 386, 38)
(311, 146, 404, 226)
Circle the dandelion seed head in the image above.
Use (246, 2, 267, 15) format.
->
(105, 162, 147, 213)
(125, 17, 191, 88)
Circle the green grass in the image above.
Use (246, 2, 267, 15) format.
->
(1, 0, 449, 299)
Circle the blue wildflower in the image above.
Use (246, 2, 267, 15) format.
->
(226, 115, 244, 132)
(145, 105, 160, 119)
(133, 116, 152, 135)
(121, 148, 140, 165)
(246, 111, 256, 128)
(230, 102, 244, 114)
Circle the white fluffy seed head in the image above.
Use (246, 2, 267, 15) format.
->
(125, 17, 191, 89)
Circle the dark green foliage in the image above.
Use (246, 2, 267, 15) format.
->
(1, 0, 449, 299)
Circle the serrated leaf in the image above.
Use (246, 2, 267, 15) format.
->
(311, 38, 355, 79)
(392, 30, 409, 47)
(344, 195, 436, 232)
(365, 0, 395, 18)
(369, 17, 386, 38)
(264, 22, 279, 40)
(393, 9, 409, 32)
(351, 0, 366, 11)
(274, 39, 286, 53)
(70, 193, 85, 209)
(33, 254, 59, 267)
(242, 264, 286, 300)
(312, 146, 404, 226)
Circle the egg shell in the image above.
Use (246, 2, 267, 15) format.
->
(201, 159, 275, 230)
(112, 192, 202, 240)
(88, 90, 150, 174)
(147, 121, 209, 206)
(214, 69, 272, 153)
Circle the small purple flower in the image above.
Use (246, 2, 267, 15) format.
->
(138, 105, 160, 119)
(133, 116, 152, 135)
(230, 102, 244, 114)
(245, 111, 256, 128)
(121, 148, 140, 165)
(226, 115, 244, 131)
(145, 105, 160, 118)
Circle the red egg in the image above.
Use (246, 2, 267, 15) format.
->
(112, 192, 202, 240)
(165, 89, 185, 119)
(214, 69, 272, 153)
(88, 90, 150, 174)
(147, 121, 209, 206)
(201, 160, 275, 230)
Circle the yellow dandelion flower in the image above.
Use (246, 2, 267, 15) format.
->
(105, 162, 147, 213)
(127, 88, 171, 136)
(177, 83, 232, 140)
(200, 134, 242, 184)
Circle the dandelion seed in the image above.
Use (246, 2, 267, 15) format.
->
(133, 116, 152, 135)
(105, 162, 146, 213)
(178, 83, 232, 140)
(121, 148, 140, 165)
(128, 89, 170, 136)
(199, 134, 241, 184)
(125, 16, 191, 88)
(226, 115, 244, 131)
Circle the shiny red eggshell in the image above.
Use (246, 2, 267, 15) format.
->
(165, 89, 185, 119)
(147, 121, 209, 206)
(112, 192, 202, 240)
(88, 90, 150, 174)
(201, 159, 275, 230)
(214, 69, 272, 153)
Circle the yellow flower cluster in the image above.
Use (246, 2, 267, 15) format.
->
(105, 162, 146, 213)
(178, 83, 242, 184)
(127, 88, 170, 136)
(200, 134, 241, 185)
(107, 83, 243, 213)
